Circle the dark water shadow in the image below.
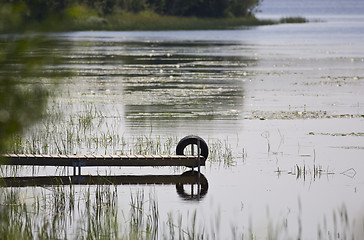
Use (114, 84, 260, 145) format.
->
(0, 170, 208, 200)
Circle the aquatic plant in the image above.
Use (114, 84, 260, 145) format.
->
(279, 16, 308, 24)
(275, 163, 336, 180)
(208, 138, 235, 167)
(1, 185, 361, 239)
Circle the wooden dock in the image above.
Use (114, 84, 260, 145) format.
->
(0, 136, 209, 199)
(1, 154, 206, 168)
(0, 136, 208, 176)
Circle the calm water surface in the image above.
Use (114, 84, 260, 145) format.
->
(11, 0, 364, 238)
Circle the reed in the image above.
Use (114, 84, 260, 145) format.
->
(5, 99, 239, 169)
(1, 176, 361, 240)
(208, 138, 235, 167)
(275, 163, 336, 180)
(279, 16, 308, 24)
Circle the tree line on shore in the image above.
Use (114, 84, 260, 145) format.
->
(1, 0, 261, 22)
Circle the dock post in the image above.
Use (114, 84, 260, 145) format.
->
(197, 139, 201, 177)
(73, 158, 82, 176)
(191, 144, 195, 196)
(191, 144, 195, 171)
(197, 139, 201, 199)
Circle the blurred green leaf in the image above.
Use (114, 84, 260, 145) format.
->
(0, 35, 67, 153)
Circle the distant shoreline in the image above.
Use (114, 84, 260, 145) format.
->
(1, 13, 308, 33)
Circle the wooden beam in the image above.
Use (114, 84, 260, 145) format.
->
(1, 154, 206, 168)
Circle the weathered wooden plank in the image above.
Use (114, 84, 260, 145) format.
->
(1, 154, 205, 167)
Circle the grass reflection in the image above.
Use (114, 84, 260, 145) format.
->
(0, 183, 360, 239)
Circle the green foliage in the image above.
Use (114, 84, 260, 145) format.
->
(0, 2, 27, 30)
(0, 36, 63, 154)
(0, 0, 262, 32)
(146, 0, 260, 17)
(0, 0, 77, 156)
(64, 3, 97, 20)
(117, 0, 147, 13)
(83, 0, 116, 15)
(0, 6, 66, 153)
(228, 0, 262, 17)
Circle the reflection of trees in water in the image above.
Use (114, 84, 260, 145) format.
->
(118, 42, 254, 121)
(57, 40, 257, 121)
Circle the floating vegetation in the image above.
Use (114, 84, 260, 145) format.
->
(248, 110, 363, 120)
(289, 164, 334, 179)
(279, 16, 308, 24)
(275, 163, 334, 180)
(308, 132, 364, 137)
(275, 164, 358, 180)
(295, 76, 364, 86)
(331, 146, 364, 150)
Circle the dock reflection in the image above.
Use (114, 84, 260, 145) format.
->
(0, 170, 208, 200)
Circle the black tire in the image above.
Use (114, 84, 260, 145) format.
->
(176, 135, 208, 159)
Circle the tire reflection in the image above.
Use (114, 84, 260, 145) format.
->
(176, 170, 208, 201)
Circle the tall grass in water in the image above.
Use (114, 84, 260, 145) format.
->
(1, 185, 361, 239)
(208, 138, 235, 167)
(6, 101, 238, 168)
(0, 185, 205, 239)
(129, 191, 159, 239)
(0, 184, 120, 239)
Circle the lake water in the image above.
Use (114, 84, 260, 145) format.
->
(5, 0, 364, 238)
